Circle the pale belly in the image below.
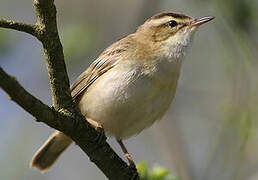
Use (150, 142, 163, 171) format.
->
(78, 60, 181, 139)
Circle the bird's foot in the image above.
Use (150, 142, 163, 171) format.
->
(87, 117, 106, 145)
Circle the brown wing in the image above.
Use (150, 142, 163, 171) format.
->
(70, 35, 134, 99)
(70, 56, 119, 99)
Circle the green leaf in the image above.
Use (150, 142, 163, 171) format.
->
(149, 166, 169, 179)
(137, 161, 148, 179)
(136, 162, 178, 180)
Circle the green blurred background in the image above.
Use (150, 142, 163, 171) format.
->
(0, 0, 258, 179)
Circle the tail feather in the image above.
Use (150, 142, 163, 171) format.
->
(31, 131, 72, 172)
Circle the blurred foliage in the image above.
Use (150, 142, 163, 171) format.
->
(137, 162, 178, 180)
(61, 23, 98, 61)
(222, 105, 252, 144)
(215, 0, 256, 32)
(0, 30, 10, 54)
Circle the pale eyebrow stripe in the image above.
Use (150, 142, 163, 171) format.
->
(149, 17, 172, 26)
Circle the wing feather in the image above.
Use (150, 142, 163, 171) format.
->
(70, 35, 134, 99)
(70, 57, 119, 99)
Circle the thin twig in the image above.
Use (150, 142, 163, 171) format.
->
(0, 19, 38, 37)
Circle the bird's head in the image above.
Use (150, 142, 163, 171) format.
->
(136, 12, 214, 60)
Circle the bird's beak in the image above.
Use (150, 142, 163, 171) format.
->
(191, 16, 215, 27)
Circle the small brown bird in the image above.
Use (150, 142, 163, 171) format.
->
(31, 12, 214, 171)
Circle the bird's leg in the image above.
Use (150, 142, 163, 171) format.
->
(86, 117, 106, 145)
(116, 139, 136, 169)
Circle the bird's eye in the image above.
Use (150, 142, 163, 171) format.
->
(168, 20, 177, 28)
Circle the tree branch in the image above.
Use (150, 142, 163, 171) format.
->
(0, 66, 138, 180)
(0, 0, 139, 179)
(0, 66, 82, 135)
(0, 19, 37, 37)
(0, 67, 56, 125)
(33, 0, 73, 109)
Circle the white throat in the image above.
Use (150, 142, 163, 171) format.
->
(164, 27, 196, 61)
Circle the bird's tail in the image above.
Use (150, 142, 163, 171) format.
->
(30, 131, 72, 172)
